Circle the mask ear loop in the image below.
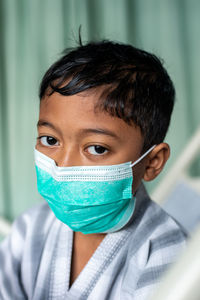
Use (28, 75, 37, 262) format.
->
(130, 145, 156, 168)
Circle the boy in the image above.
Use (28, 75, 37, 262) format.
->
(0, 41, 186, 300)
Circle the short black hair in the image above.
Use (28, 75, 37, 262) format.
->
(39, 40, 175, 152)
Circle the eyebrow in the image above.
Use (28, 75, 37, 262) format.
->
(37, 120, 57, 131)
(37, 120, 120, 140)
(79, 128, 119, 139)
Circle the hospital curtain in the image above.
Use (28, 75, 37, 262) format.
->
(0, 0, 200, 222)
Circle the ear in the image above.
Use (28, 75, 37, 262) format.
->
(143, 143, 170, 182)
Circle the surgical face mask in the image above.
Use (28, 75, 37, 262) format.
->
(34, 146, 155, 234)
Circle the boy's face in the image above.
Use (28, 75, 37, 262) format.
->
(36, 89, 147, 193)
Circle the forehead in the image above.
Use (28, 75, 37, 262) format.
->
(39, 91, 143, 146)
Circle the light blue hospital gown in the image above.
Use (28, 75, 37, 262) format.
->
(0, 184, 186, 300)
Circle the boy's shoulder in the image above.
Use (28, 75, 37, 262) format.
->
(123, 184, 186, 295)
(16, 200, 52, 223)
(132, 183, 187, 235)
(9, 201, 56, 243)
(128, 183, 187, 254)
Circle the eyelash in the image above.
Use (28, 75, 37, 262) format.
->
(37, 136, 59, 147)
(86, 145, 109, 156)
(37, 136, 109, 156)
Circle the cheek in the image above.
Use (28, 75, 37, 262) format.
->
(35, 142, 40, 150)
(131, 163, 146, 194)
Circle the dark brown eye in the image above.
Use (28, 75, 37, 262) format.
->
(40, 136, 58, 146)
(87, 145, 108, 155)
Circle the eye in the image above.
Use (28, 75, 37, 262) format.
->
(39, 136, 59, 146)
(87, 145, 108, 156)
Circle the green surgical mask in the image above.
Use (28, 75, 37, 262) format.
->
(34, 146, 155, 234)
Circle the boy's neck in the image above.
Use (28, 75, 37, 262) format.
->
(70, 231, 106, 287)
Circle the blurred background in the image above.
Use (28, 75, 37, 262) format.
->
(0, 0, 200, 235)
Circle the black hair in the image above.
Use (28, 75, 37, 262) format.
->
(39, 40, 175, 152)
